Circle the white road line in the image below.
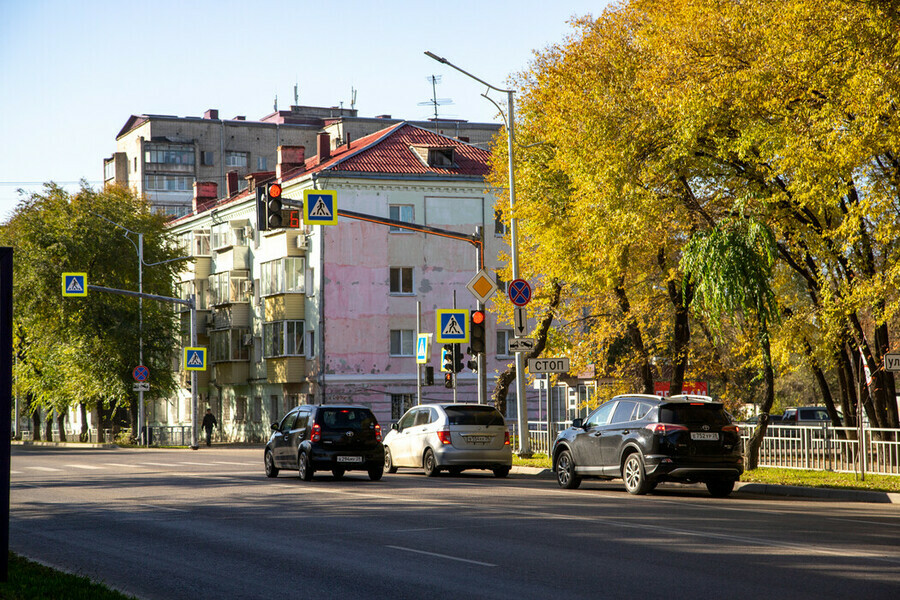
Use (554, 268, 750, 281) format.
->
(104, 463, 136, 468)
(178, 462, 211, 466)
(140, 462, 180, 467)
(10, 471, 21, 474)
(26, 466, 61, 472)
(385, 545, 498, 567)
(65, 464, 104, 470)
(136, 504, 189, 513)
(212, 461, 253, 466)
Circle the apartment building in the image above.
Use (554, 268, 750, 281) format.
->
(165, 123, 518, 442)
(104, 105, 500, 220)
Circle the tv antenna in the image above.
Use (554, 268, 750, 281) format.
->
(418, 75, 453, 120)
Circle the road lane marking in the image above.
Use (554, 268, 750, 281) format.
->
(104, 463, 136, 468)
(212, 461, 253, 466)
(386, 545, 497, 567)
(140, 462, 180, 467)
(136, 504, 189, 513)
(25, 467, 61, 472)
(65, 464, 104, 470)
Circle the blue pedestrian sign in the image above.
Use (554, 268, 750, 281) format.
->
(184, 347, 207, 371)
(62, 273, 87, 297)
(508, 279, 532, 307)
(416, 333, 432, 364)
(303, 189, 338, 225)
(436, 309, 469, 344)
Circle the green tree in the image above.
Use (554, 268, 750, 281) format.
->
(1, 183, 182, 439)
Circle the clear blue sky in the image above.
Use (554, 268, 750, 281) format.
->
(0, 0, 610, 221)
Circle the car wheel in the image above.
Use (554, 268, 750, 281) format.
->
(492, 466, 510, 478)
(298, 451, 314, 481)
(368, 466, 384, 481)
(706, 479, 735, 498)
(556, 449, 581, 489)
(622, 452, 653, 495)
(423, 448, 440, 477)
(384, 447, 398, 474)
(264, 450, 279, 478)
(332, 468, 345, 480)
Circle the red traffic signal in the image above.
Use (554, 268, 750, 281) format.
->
(470, 310, 486, 354)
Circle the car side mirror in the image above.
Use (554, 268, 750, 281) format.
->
(391, 423, 400, 431)
(270, 422, 279, 432)
(572, 418, 584, 428)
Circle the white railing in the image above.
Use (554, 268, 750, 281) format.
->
(739, 424, 900, 476)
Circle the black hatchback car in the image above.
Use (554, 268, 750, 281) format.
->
(264, 405, 385, 481)
(552, 394, 743, 497)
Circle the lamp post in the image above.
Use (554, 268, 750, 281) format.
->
(424, 51, 531, 455)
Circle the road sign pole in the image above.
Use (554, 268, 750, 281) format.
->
(416, 301, 422, 407)
(190, 295, 199, 450)
(475, 228, 487, 405)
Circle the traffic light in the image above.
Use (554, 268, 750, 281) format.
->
(256, 186, 268, 231)
(453, 344, 464, 373)
(424, 365, 434, 386)
(441, 344, 454, 372)
(466, 356, 478, 373)
(266, 182, 283, 229)
(470, 310, 486, 354)
(444, 372, 454, 389)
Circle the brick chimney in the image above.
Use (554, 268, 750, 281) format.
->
(192, 181, 218, 211)
(317, 132, 331, 162)
(204, 109, 219, 120)
(226, 170, 239, 197)
(276, 145, 306, 179)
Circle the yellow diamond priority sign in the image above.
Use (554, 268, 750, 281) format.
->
(466, 269, 498, 304)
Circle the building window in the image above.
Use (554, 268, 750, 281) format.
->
(252, 397, 262, 423)
(264, 320, 305, 357)
(257, 156, 268, 170)
(260, 257, 305, 296)
(307, 330, 316, 358)
(145, 175, 194, 191)
(497, 329, 512, 357)
(145, 144, 195, 165)
(210, 329, 250, 362)
(389, 205, 414, 232)
(235, 397, 248, 422)
(210, 271, 250, 305)
(391, 394, 415, 420)
(202, 151, 214, 166)
(390, 267, 414, 295)
(495, 273, 507, 295)
(225, 151, 248, 168)
(390, 329, 415, 356)
(494, 209, 506, 236)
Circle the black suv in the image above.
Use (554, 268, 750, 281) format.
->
(265, 405, 385, 481)
(552, 394, 743, 497)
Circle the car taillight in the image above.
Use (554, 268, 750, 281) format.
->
(437, 429, 452, 445)
(375, 424, 382, 442)
(311, 423, 321, 442)
(504, 431, 510, 446)
(646, 423, 689, 435)
(721, 425, 739, 433)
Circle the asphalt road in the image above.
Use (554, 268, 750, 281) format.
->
(9, 446, 900, 600)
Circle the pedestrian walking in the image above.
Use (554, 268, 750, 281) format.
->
(202, 409, 217, 447)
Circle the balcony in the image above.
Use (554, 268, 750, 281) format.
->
(212, 362, 250, 385)
(266, 357, 306, 383)
(213, 245, 250, 272)
(264, 294, 305, 321)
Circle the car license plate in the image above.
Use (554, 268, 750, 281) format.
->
(466, 435, 492, 443)
(691, 432, 719, 441)
(337, 456, 363, 463)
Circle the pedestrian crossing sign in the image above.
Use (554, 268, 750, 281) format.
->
(184, 347, 207, 371)
(303, 189, 338, 225)
(436, 309, 469, 344)
(62, 273, 87, 297)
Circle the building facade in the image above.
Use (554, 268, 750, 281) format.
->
(165, 123, 521, 442)
(105, 105, 500, 220)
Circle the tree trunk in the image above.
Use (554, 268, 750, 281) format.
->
(44, 415, 53, 442)
(745, 329, 775, 470)
(30, 406, 41, 441)
(79, 403, 89, 442)
(613, 279, 653, 394)
(56, 413, 67, 442)
(659, 248, 693, 396)
(492, 281, 563, 417)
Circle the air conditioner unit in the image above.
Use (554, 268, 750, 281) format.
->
(296, 235, 312, 251)
(243, 226, 253, 238)
(241, 280, 253, 295)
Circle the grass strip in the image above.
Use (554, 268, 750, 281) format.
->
(0, 553, 139, 600)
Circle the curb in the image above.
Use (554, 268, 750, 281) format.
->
(511, 466, 899, 503)
(12, 440, 118, 450)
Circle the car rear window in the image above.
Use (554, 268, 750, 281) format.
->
(659, 403, 731, 427)
(444, 406, 505, 427)
(319, 408, 377, 431)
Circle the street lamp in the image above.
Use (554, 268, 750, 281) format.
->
(424, 51, 531, 455)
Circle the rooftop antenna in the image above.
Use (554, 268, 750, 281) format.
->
(418, 75, 453, 120)
(294, 82, 299, 106)
(274, 95, 278, 112)
(351, 87, 358, 111)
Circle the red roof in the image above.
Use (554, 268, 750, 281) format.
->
(292, 122, 492, 181)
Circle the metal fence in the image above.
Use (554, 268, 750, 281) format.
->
(739, 424, 900, 476)
(512, 420, 900, 477)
